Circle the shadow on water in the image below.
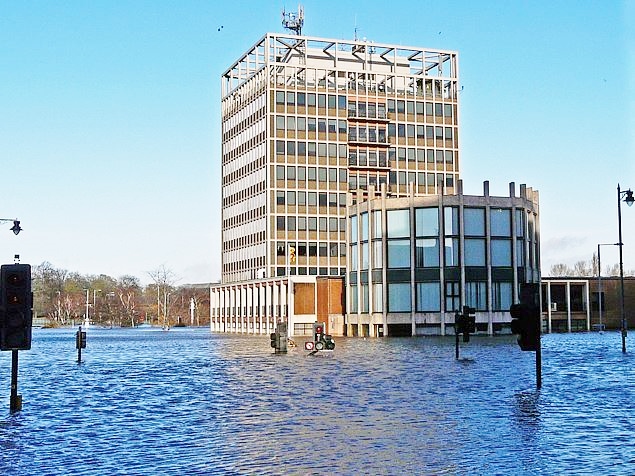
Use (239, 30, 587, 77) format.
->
(0, 328, 633, 474)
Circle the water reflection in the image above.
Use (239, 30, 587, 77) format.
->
(0, 329, 633, 474)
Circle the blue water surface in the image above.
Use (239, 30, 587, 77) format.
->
(0, 328, 633, 475)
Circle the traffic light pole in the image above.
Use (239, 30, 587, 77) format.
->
(536, 318, 542, 389)
(455, 326, 460, 360)
(10, 350, 21, 412)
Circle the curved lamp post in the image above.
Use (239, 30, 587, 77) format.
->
(617, 184, 634, 353)
(597, 242, 618, 332)
(0, 219, 21, 235)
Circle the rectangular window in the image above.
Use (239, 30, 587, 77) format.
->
(491, 239, 512, 266)
(276, 191, 285, 205)
(445, 281, 460, 312)
(351, 215, 358, 241)
(276, 91, 285, 104)
(387, 239, 410, 268)
(373, 283, 383, 312)
(387, 209, 410, 238)
(493, 282, 512, 311)
(444, 207, 458, 235)
(515, 210, 525, 237)
(416, 283, 440, 312)
(464, 208, 485, 236)
(415, 208, 439, 236)
(373, 210, 382, 239)
(307, 93, 316, 107)
(276, 165, 285, 180)
(491, 209, 511, 236)
(361, 284, 369, 313)
(350, 244, 358, 271)
(372, 240, 383, 268)
(465, 239, 486, 266)
(388, 283, 411, 312)
(361, 212, 369, 241)
(466, 281, 486, 311)
(516, 240, 525, 267)
(361, 243, 369, 270)
(350, 285, 358, 313)
(445, 237, 459, 266)
(415, 238, 439, 267)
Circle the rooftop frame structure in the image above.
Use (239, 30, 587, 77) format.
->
(221, 33, 459, 99)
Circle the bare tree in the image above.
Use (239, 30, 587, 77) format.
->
(549, 263, 572, 277)
(573, 260, 593, 277)
(148, 265, 178, 328)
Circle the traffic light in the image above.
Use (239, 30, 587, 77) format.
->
(313, 322, 324, 349)
(455, 307, 476, 342)
(270, 332, 278, 349)
(509, 303, 539, 351)
(76, 330, 87, 349)
(289, 246, 296, 264)
(0, 264, 33, 351)
(463, 306, 476, 334)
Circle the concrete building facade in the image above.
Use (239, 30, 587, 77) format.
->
(221, 32, 459, 284)
(346, 181, 540, 337)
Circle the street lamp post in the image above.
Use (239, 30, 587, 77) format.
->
(617, 184, 634, 353)
(597, 243, 618, 332)
(0, 219, 21, 235)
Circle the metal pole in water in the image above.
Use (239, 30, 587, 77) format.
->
(10, 350, 21, 412)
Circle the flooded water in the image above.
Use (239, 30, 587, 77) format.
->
(0, 328, 633, 475)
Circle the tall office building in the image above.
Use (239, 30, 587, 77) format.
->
(221, 32, 459, 284)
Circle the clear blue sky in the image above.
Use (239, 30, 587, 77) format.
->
(1, 1, 633, 284)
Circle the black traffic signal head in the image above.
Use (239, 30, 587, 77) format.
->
(0, 264, 33, 351)
(509, 303, 539, 352)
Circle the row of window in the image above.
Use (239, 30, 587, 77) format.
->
(223, 131, 266, 165)
(276, 191, 347, 209)
(275, 165, 347, 183)
(222, 99, 265, 142)
(276, 216, 346, 233)
(274, 91, 455, 121)
(274, 118, 455, 145)
(276, 267, 346, 277)
(222, 230, 265, 253)
(348, 173, 455, 192)
(350, 238, 522, 270)
(275, 140, 347, 159)
(222, 155, 265, 187)
(223, 181, 265, 209)
(223, 204, 265, 231)
(349, 281, 512, 313)
(351, 208, 525, 241)
(276, 242, 346, 258)
(222, 256, 266, 274)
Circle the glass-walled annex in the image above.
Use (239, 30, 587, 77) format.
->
(347, 180, 540, 337)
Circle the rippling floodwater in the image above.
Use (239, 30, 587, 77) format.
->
(0, 328, 633, 475)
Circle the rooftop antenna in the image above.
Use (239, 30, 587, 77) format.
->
(282, 4, 304, 35)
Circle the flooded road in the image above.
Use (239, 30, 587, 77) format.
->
(0, 328, 633, 475)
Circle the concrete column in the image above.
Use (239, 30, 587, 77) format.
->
(246, 285, 253, 333)
(546, 282, 552, 333)
(584, 281, 591, 331)
(566, 281, 572, 332)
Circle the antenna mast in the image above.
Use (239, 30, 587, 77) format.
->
(282, 4, 304, 35)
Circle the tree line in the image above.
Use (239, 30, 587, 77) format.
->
(549, 252, 634, 278)
(33, 262, 210, 328)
